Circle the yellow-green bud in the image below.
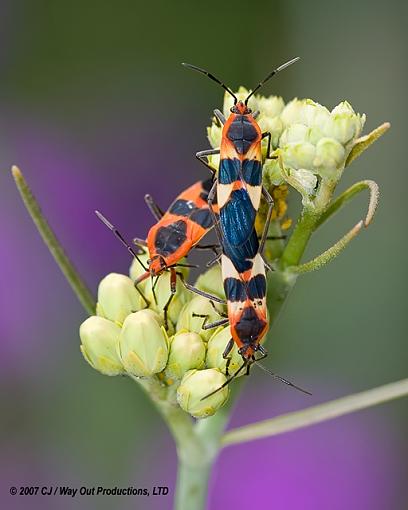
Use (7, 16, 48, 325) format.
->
(79, 316, 124, 376)
(177, 368, 229, 418)
(96, 273, 142, 324)
(176, 296, 226, 342)
(313, 138, 345, 177)
(328, 101, 365, 146)
(165, 332, 206, 380)
(206, 326, 243, 376)
(129, 256, 190, 327)
(118, 311, 169, 377)
(194, 265, 225, 301)
(207, 122, 222, 149)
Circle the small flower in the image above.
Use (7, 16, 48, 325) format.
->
(177, 368, 229, 418)
(206, 326, 243, 376)
(96, 273, 142, 324)
(176, 296, 226, 342)
(164, 331, 206, 381)
(79, 316, 124, 376)
(118, 311, 169, 377)
(328, 101, 366, 146)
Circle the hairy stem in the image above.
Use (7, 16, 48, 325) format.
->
(222, 378, 408, 446)
(11, 166, 95, 314)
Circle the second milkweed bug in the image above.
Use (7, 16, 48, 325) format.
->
(183, 58, 299, 264)
(96, 178, 221, 329)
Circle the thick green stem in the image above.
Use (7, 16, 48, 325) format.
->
(280, 208, 318, 269)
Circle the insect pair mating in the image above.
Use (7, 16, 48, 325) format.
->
(96, 57, 310, 398)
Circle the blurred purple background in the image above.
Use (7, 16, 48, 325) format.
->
(1, 1, 407, 509)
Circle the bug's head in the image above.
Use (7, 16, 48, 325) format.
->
(148, 255, 167, 276)
(230, 100, 252, 115)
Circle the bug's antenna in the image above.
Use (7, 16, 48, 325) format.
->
(254, 361, 312, 395)
(95, 210, 148, 271)
(200, 359, 249, 401)
(245, 57, 300, 104)
(182, 62, 238, 104)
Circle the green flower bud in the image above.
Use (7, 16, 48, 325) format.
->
(176, 296, 226, 342)
(281, 142, 316, 170)
(259, 116, 284, 151)
(207, 122, 222, 149)
(256, 95, 285, 119)
(313, 137, 345, 177)
(118, 311, 169, 377)
(328, 101, 366, 146)
(177, 368, 229, 418)
(129, 251, 150, 284)
(206, 326, 243, 376)
(194, 265, 225, 301)
(129, 256, 190, 328)
(165, 332, 206, 381)
(79, 316, 124, 376)
(96, 273, 142, 324)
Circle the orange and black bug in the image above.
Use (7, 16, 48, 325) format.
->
(183, 58, 299, 263)
(96, 178, 222, 329)
(191, 228, 310, 399)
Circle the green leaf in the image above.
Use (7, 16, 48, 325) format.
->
(346, 122, 390, 166)
(12, 166, 96, 315)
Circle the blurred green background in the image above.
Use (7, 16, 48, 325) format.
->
(1, 1, 406, 509)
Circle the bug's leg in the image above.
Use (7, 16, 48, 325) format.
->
(261, 131, 273, 159)
(196, 149, 220, 175)
(259, 186, 275, 256)
(252, 110, 260, 120)
(176, 271, 226, 304)
(151, 275, 160, 306)
(134, 282, 150, 308)
(222, 338, 234, 376)
(144, 194, 164, 221)
(162, 268, 178, 330)
(192, 313, 229, 330)
(214, 109, 226, 125)
(209, 299, 228, 318)
(206, 251, 222, 268)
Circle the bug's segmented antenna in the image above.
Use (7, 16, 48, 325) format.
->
(95, 210, 148, 271)
(254, 361, 312, 395)
(182, 62, 238, 104)
(245, 56, 300, 104)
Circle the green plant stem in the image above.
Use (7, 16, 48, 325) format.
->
(222, 378, 408, 446)
(11, 166, 95, 314)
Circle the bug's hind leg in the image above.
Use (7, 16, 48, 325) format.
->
(144, 194, 164, 221)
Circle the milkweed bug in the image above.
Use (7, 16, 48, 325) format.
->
(191, 229, 310, 399)
(182, 58, 299, 262)
(96, 178, 221, 329)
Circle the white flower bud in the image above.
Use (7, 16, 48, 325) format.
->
(177, 368, 229, 418)
(207, 123, 222, 149)
(96, 273, 142, 324)
(165, 332, 206, 380)
(256, 95, 285, 118)
(176, 296, 226, 342)
(206, 326, 243, 376)
(281, 142, 316, 170)
(118, 311, 169, 377)
(79, 316, 124, 376)
(327, 101, 366, 145)
(313, 138, 346, 177)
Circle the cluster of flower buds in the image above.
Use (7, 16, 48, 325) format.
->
(80, 84, 384, 420)
(80, 263, 243, 418)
